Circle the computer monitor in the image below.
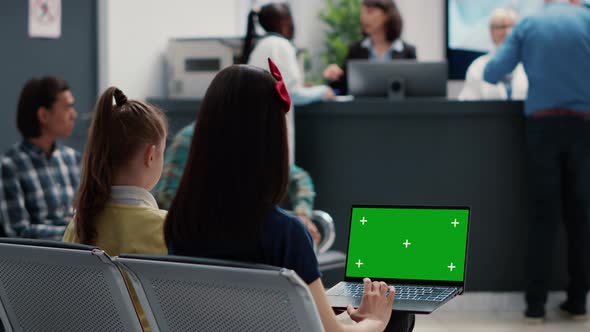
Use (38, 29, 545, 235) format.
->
(347, 60, 448, 98)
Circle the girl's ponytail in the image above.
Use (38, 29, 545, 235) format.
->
(241, 10, 258, 64)
(74, 87, 119, 244)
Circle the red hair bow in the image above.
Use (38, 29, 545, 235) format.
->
(268, 58, 292, 113)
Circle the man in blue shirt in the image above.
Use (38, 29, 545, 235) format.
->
(484, 0, 590, 323)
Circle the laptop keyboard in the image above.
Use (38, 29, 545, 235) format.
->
(328, 283, 456, 302)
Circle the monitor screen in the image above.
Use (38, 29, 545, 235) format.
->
(347, 60, 447, 98)
(447, 0, 544, 79)
(345, 206, 470, 282)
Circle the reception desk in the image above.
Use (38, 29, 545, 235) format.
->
(148, 98, 572, 291)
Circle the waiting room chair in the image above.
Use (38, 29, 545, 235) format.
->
(115, 254, 325, 332)
(308, 210, 347, 272)
(0, 178, 6, 238)
(0, 239, 143, 332)
(0, 220, 5, 238)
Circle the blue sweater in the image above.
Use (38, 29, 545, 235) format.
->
(484, 3, 590, 115)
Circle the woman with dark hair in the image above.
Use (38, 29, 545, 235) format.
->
(242, 2, 334, 163)
(324, 0, 417, 94)
(165, 60, 401, 331)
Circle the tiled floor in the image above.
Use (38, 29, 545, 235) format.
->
(414, 292, 590, 332)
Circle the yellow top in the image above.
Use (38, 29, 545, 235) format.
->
(63, 203, 167, 256)
(63, 194, 167, 332)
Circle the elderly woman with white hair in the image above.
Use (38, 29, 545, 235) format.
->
(459, 8, 528, 100)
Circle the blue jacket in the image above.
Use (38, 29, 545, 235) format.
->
(484, 3, 590, 115)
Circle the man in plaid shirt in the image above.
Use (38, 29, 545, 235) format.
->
(153, 122, 320, 244)
(0, 77, 80, 240)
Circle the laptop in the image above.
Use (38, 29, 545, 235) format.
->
(327, 205, 470, 314)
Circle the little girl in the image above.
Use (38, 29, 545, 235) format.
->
(63, 87, 168, 255)
(63, 87, 168, 331)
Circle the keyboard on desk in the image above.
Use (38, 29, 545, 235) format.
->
(327, 282, 456, 302)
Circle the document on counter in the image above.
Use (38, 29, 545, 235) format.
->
(333, 95, 354, 102)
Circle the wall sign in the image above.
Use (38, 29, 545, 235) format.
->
(29, 0, 62, 39)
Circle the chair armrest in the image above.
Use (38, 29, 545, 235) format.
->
(285, 209, 336, 255)
(118, 254, 283, 272)
(311, 210, 336, 255)
(0, 238, 96, 251)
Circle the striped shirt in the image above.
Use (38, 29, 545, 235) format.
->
(0, 140, 80, 239)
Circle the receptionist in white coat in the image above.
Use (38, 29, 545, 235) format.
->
(459, 8, 528, 100)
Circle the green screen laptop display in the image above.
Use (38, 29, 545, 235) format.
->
(345, 206, 469, 282)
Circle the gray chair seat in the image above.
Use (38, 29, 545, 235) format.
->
(115, 254, 325, 332)
(0, 239, 142, 332)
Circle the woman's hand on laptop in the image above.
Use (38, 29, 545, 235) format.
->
(346, 278, 395, 329)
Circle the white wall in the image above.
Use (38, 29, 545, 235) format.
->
(99, 0, 245, 100)
(396, 0, 445, 61)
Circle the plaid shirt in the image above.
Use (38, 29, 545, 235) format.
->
(0, 141, 80, 239)
(153, 123, 316, 216)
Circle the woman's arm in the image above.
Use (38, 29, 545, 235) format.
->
(325, 43, 359, 95)
(458, 60, 484, 100)
(291, 85, 332, 106)
(308, 277, 395, 332)
(263, 38, 333, 105)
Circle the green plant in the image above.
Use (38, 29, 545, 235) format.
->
(319, 0, 362, 67)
